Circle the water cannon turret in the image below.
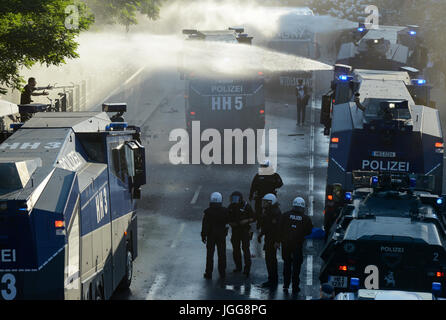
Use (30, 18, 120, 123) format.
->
(183, 29, 199, 35)
(236, 33, 253, 45)
(229, 27, 244, 34)
(182, 29, 205, 40)
(102, 103, 127, 123)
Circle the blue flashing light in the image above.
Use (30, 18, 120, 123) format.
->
(412, 79, 427, 86)
(432, 282, 442, 295)
(409, 30, 417, 36)
(358, 27, 365, 32)
(437, 198, 444, 206)
(409, 178, 417, 188)
(345, 192, 352, 201)
(106, 122, 128, 131)
(10, 123, 24, 130)
(350, 278, 360, 291)
(339, 75, 349, 81)
(371, 176, 379, 187)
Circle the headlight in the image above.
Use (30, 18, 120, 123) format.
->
(343, 242, 356, 254)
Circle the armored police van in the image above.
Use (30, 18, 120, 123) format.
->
(320, 172, 446, 297)
(336, 24, 428, 73)
(0, 105, 146, 300)
(320, 67, 443, 199)
(260, 7, 318, 99)
(180, 28, 265, 133)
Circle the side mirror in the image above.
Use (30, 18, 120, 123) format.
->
(125, 141, 146, 199)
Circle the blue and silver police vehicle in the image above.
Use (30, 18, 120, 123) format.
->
(0, 103, 146, 300)
(260, 8, 318, 99)
(336, 24, 428, 73)
(320, 172, 446, 297)
(320, 67, 443, 206)
(180, 28, 266, 133)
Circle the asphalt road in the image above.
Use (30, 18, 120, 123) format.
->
(106, 68, 330, 300)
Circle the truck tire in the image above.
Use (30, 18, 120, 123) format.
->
(118, 248, 133, 291)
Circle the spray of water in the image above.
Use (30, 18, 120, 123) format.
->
(17, 0, 362, 102)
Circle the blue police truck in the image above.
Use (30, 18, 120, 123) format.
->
(0, 104, 146, 300)
(336, 24, 428, 74)
(180, 28, 266, 133)
(319, 66, 443, 232)
(320, 172, 446, 297)
(321, 67, 443, 195)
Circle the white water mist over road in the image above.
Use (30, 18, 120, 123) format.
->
(17, 0, 358, 103)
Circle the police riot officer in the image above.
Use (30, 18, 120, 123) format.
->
(201, 192, 229, 280)
(279, 197, 313, 294)
(257, 193, 281, 288)
(249, 160, 283, 226)
(228, 191, 256, 277)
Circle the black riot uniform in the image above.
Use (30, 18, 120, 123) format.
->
(228, 191, 256, 276)
(201, 202, 230, 279)
(279, 206, 313, 293)
(249, 173, 283, 224)
(258, 200, 281, 287)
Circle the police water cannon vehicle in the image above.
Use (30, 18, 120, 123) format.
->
(336, 24, 428, 73)
(258, 7, 319, 99)
(319, 171, 446, 297)
(182, 27, 253, 45)
(320, 67, 443, 205)
(179, 28, 265, 134)
(0, 106, 146, 300)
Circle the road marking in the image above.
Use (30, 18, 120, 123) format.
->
(145, 274, 166, 300)
(306, 255, 313, 286)
(306, 239, 313, 249)
(123, 65, 147, 86)
(190, 185, 202, 205)
(309, 174, 314, 193)
(100, 65, 147, 106)
(170, 223, 186, 248)
(308, 195, 314, 217)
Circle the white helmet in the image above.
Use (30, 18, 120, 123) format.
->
(262, 193, 277, 206)
(293, 197, 306, 209)
(210, 192, 223, 204)
(260, 160, 271, 168)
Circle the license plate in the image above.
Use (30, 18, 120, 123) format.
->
(372, 151, 396, 158)
(328, 276, 348, 288)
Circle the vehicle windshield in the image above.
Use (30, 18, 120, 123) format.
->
(363, 99, 412, 121)
(358, 191, 419, 217)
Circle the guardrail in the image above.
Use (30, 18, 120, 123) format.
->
(1, 64, 133, 112)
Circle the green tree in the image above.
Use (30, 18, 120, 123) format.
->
(0, 0, 165, 95)
(0, 0, 94, 94)
(84, 0, 164, 29)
